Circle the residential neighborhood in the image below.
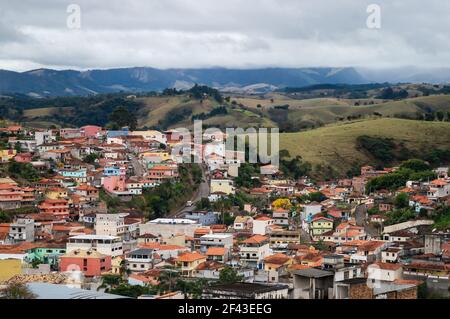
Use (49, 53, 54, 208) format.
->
(0, 124, 448, 299)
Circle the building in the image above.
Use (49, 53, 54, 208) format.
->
(9, 217, 35, 242)
(272, 208, 289, 226)
(126, 248, 157, 273)
(239, 235, 271, 269)
(233, 216, 253, 231)
(310, 216, 334, 237)
(140, 218, 201, 238)
(199, 233, 233, 258)
(95, 213, 128, 238)
(291, 268, 335, 299)
(184, 211, 218, 226)
(176, 251, 207, 277)
(253, 217, 274, 235)
(210, 179, 235, 195)
(60, 249, 111, 277)
(38, 199, 70, 220)
(202, 283, 289, 299)
(66, 234, 123, 257)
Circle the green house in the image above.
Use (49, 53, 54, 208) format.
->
(25, 244, 66, 269)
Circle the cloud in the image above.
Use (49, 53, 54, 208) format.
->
(0, 0, 449, 71)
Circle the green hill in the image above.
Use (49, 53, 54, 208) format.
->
(280, 118, 450, 178)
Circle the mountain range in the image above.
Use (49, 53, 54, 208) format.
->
(0, 67, 366, 97)
(2, 66, 450, 97)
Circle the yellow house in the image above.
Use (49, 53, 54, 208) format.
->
(0, 259, 22, 281)
(0, 149, 17, 162)
(310, 217, 334, 237)
(264, 253, 293, 272)
(110, 256, 124, 275)
(45, 187, 68, 200)
(141, 152, 172, 163)
(210, 179, 235, 195)
(176, 252, 206, 277)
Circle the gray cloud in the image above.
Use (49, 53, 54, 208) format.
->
(0, 0, 449, 71)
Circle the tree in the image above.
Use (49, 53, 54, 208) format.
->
(0, 282, 37, 299)
(436, 111, 445, 121)
(109, 106, 137, 130)
(394, 192, 409, 209)
(271, 198, 292, 210)
(400, 159, 430, 172)
(218, 267, 243, 284)
(158, 266, 181, 294)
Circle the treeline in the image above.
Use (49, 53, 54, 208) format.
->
(0, 93, 142, 128)
(366, 159, 437, 193)
(357, 135, 450, 167)
(162, 84, 223, 103)
(191, 106, 228, 121)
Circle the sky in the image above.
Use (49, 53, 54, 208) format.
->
(0, 0, 450, 71)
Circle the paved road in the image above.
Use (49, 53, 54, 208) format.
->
(171, 164, 210, 217)
(129, 154, 146, 177)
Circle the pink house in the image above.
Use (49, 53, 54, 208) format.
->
(14, 153, 33, 163)
(80, 125, 102, 138)
(102, 175, 127, 192)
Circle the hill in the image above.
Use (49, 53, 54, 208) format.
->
(279, 118, 450, 178)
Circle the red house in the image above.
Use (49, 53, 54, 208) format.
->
(60, 249, 111, 277)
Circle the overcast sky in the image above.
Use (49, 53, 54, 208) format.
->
(0, 0, 450, 71)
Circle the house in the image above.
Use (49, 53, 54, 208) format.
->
(210, 179, 235, 195)
(126, 248, 158, 273)
(8, 216, 35, 243)
(367, 262, 403, 282)
(382, 247, 403, 263)
(291, 268, 335, 299)
(38, 199, 70, 220)
(263, 253, 292, 276)
(233, 216, 253, 231)
(427, 179, 450, 199)
(239, 235, 271, 269)
(25, 243, 66, 269)
(74, 185, 99, 202)
(95, 213, 128, 238)
(199, 233, 233, 258)
(184, 211, 218, 226)
(175, 251, 207, 277)
(253, 216, 275, 235)
(60, 249, 111, 277)
(302, 203, 323, 221)
(310, 216, 334, 237)
(272, 208, 290, 226)
(0, 149, 17, 162)
(140, 218, 201, 238)
(202, 282, 289, 299)
(205, 247, 228, 262)
(66, 234, 123, 257)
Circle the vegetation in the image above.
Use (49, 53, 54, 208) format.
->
(366, 159, 437, 193)
(218, 267, 243, 284)
(6, 162, 39, 181)
(0, 282, 37, 299)
(280, 119, 450, 178)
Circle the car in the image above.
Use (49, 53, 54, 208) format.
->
(186, 201, 193, 207)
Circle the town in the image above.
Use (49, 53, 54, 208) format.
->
(0, 123, 448, 300)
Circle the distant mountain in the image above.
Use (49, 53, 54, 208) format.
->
(0, 67, 367, 97)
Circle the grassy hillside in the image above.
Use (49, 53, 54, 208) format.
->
(236, 94, 450, 130)
(280, 118, 450, 178)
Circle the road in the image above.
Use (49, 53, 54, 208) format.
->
(171, 164, 210, 217)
